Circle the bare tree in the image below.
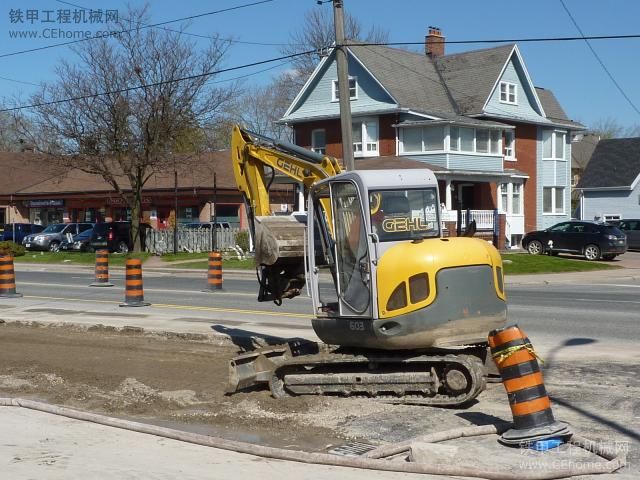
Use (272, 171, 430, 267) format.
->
(236, 8, 388, 141)
(23, 6, 238, 251)
(281, 8, 389, 85)
(590, 117, 640, 139)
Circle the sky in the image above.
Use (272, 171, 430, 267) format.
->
(1, 0, 640, 131)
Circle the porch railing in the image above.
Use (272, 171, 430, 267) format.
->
(441, 209, 496, 230)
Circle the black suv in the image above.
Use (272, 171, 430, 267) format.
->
(89, 222, 149, 253)
(522, 221, 627, 261)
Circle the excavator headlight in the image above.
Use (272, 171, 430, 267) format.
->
(386, 282, 407, 312)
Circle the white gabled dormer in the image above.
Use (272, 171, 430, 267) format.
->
(482, 45, 546, 121)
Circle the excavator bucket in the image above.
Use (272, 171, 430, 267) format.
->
(254, 215, 306, 266)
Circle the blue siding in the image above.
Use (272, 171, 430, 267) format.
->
(283, 55, 396, 121)
(484, 57, 545, 122)
(448, 154, 503, 172)
(398, 153, 448, 168)
(582, 183, 640, 220)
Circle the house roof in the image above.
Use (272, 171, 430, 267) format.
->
(347, 43, 455, 116)
(2, 151, 240, 196)
(355, 155, 447, 171)
(283, 41, 583, 130)
(0, 152, 66, 195)
(434, 43, 515, 116)
(571, 133, 600, 170)
(578, 137, 640, 189)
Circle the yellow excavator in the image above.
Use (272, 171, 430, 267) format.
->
(228, 125, 506, 406)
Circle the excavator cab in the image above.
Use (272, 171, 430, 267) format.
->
(307, 170, 441, 319)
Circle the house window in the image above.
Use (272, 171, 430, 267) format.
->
(504, 130, 515, 159)
(459, 127, 475, 152)
(450, 127, 460, 151)
(542, 129, 566, 160)
(500, 183, 509, 213)
(499, 182, 523, 215)
(543, 187, 565, 214)
(352, 118, 378, 157)
(499, 81, 517, 105)
(399, 126, 444, 153)
(311, 129, 326, 154)
(512, 183, 522, 214)
(423, 126, 444, 151)
(449, 127, 500, 154)
(332, 77, 357, 102)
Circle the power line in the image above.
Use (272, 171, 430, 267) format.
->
(558, 0, 640, 116)
(0, 49, 316, 114)
(0, 0, 276, 60)
(54, 0, 295, 47)
(0, 75, 40, 87)
(347, 33, 640, 48)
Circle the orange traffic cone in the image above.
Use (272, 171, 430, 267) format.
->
(488, 325, 571, 446)
(0, 255, 22, 298)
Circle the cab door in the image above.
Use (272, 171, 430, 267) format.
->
(306, 180, 372, 318)
(330, 181, 372, 317)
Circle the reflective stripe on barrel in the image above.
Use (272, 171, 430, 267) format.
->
(124, 259, 146, 304)
(489, 325, 556, 430)
(207, 252, 223, 290)
(94, 250, 110, 282)
(0, 255, 19, 296)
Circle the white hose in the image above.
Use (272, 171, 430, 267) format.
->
(0, 398, 626, 479)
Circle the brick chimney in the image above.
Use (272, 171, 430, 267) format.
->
(425, 26, 444, 58)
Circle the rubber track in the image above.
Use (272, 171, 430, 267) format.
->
(271, 353, 486, 407)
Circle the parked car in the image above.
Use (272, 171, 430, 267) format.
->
(0, 223, 44, 243)
(23, 223, 94, 252)
(89, 222, 150, 253)
(59, 228, 95, 252)
(616, 219, 640, 250)
(182, 221, 231, 230)
(522, 221, 627, 261)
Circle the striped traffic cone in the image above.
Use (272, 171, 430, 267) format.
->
(204, 251, 223, 291)
(488, 325, 571, 446)
(119, 258, 150, 307)
(89, 250, 114, 287)
(0, 255, 22, 298)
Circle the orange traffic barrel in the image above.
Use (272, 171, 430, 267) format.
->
(90, 250, 114, 287)
(488, 324, 571, 446)
(120, 258, 150, 307)
(205, 251, 223, 291)
(0, 255, 22, 298)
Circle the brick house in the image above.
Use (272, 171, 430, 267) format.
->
(279, 28, 584, 247)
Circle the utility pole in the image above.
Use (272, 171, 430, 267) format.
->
(213, 172, 218, 252)
(332, 0, 355, 171)
(173, 169, 178, 254)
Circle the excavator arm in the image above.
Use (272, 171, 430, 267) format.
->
(230, 125, 343, 303)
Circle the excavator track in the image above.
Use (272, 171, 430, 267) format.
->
(229, 344, 487, 407)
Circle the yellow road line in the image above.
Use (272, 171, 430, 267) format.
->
(24, 295, 311, 319)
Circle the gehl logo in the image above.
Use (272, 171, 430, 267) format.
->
(383, 217, 432, 233)
(276, 158, 303, 178)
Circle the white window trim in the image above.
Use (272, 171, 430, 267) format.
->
(353, 117, 378, 158)
(542, 129, 567, 160)
(499, 81, 518, 105)
(504, 130, 516, 161)
(448, 126, 502, 156)
(498, 182, 524, 215)
(311, 128, 326, 154)
(331, 76, 358, 102)
(542, 186, 566, 215)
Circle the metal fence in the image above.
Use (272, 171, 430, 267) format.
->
(145, 228, 241, 255)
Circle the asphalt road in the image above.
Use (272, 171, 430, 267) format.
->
(9, 265, 640, 348)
